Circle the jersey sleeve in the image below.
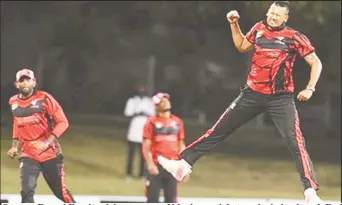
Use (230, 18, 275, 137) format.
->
(45, 93, 69, 138)
(178, 119, 185, 140)
(245, 22, 260, 44)
(293, 32, 315, 57)
(143, 118, 153, 140)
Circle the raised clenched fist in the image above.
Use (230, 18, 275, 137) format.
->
(227, 10, 240, 24)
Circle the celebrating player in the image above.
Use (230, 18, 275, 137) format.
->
(158, 1, 323, 203)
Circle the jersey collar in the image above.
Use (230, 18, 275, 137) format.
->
(263, 20, 286, 31)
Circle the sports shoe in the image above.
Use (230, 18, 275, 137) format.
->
(304, 188, 324, 204)
(157, 155, 192, 181)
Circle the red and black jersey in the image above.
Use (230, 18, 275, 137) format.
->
(9, 90, 69, 162)
(245, 21, 315, 94)
(143, 114, 185, 164)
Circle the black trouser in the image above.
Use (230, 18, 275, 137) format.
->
(126, 141, 145, 177)
(19, 155, 75, 203)
(180, 86, 318, 191)
(145, 164, 178, 203)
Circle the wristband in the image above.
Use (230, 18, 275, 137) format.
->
(306, 85, 315, 92)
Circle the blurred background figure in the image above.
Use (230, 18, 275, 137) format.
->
(124, 85, 156, 182)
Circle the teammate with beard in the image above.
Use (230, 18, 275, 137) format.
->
(7, 68, 75, 203)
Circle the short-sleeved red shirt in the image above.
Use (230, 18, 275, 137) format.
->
(245, 21, 315, 94)
(143, 114, 185, 164)
(9, 90, 69, 162)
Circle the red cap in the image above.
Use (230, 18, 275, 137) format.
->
(16, 68, 35, 81)
(152, 92, 170, 104)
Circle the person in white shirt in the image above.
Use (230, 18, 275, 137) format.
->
(124, 85, 156, 181)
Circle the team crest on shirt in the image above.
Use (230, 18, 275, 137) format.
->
(31, 99, 38, 106)
(256, 30, 264, 39)
(31, 99, 40, 108)
(11, 103, 18, 110)
(155, 122, 163, 129)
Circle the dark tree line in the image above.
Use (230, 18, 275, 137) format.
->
(1, 1, 340, 125)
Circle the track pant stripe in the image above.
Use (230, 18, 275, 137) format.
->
(60, 164, 73, 203)
(182, 94, 242, 151)
(294, 110, 317, 190)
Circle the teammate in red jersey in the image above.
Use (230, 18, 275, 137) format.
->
(157, 1, 323, 203)
(142, 92, 186, 203)
(7, 68, 76, 203)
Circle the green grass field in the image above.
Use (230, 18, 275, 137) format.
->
(1, 123, 341, 200)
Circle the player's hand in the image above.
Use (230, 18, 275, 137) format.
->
(182, 174, 190, 183)
(29, 141, 49, 151)
(147, 163, 159, 176)
(227, 10, 240, 24)
(7, 147, 18, 158)
(297, 89, 314, 101)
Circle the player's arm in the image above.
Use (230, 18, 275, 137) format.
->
(142, 119, 155, 166)
(8, 137, 20, 158)
(45, 94, 69, 144)
(8, 112, 20, 158)
(12, 139, 20, 149)
(142, 138, 155, 167)
(304, 52, 323, 91)
(178, 120, 186, 152)
(227, 11, 254, 53)
(12, 119, 20, 149)
(10, 119, 20, 158)
(294, 32, 322, 91)
(124, 98, 148, 117)
(230, 22, 254, 53)
(142, 119, 154, 166)
(12, 138, 20, 150)
(142, 119, 159, 175)
(124, 98, 135, 117)
(8, 100, 20, 150)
